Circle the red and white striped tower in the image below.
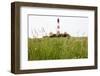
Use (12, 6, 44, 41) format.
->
(57, 18, 60, 34)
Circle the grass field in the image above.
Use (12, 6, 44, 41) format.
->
(28, 37, 88, 60)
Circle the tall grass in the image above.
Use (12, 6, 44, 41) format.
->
(28, 37, 88, 60)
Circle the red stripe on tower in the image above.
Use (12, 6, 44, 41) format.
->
(57, 18, 60, 34)
(57, 18, 59, 23)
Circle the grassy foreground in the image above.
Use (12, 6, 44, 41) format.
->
(28, 37, 88, 60)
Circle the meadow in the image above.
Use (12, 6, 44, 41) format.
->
(28, 37, 88, 60)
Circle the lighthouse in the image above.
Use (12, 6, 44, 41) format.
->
(48, 18, 70, 38)
(57, 18, 60, 35)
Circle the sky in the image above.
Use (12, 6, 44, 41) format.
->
(28, 14, 88, 38)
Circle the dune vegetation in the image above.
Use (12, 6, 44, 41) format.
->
(28, 37, 88, 60)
